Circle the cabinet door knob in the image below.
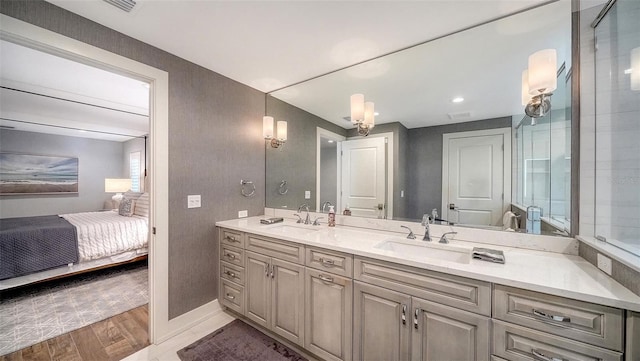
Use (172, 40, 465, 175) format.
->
(401, 304, 407, 325)
(533, 309, 571, 323)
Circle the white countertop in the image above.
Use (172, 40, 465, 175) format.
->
(216, 216, 640, 312)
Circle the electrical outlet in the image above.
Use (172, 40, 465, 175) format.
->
(187, 195, 201, 209)
(597, 253, 612, 275)
(305, 191, 311, 199)
(401, 190, 404, 198)
(238, 210, 248, 218)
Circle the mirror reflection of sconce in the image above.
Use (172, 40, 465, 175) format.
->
(350, 93, 375, 136)
(263, 116, 287, 148)
(521, 49, 557, 120)
(631, 47, 639, 91)
(278, 180, 288, 195)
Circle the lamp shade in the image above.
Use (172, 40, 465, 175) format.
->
(521, 70, 531, 106)
(528, 49, 557, 95)
(263, 116, 274, 139)
(632, 47, 640, 91)
(350, 93, 365, 124)
(364, 101, 375, 128)
(105, 178, 132, 193)
(276, 120, 287, 141)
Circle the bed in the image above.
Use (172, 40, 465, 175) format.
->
(0, 210, 148, 282)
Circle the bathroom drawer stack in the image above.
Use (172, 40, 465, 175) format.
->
(492, 285, 624, 361)
(219, 228, 245, 314)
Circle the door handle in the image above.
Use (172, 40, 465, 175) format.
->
(225, 253, 236, 260)
(533, 309, 571, 323)
(414, 308, 420, 329)
(532, 349, 567, 361)
(401, 304, 407, 326)
(224, 270, 237, 279)
(318, 274, 334, 283)
(265, 264, 270, 277)
(449, 203, 458, 210)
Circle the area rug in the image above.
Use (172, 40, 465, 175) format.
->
(177, 319, 308, 361)
(0, 261, 148, 356)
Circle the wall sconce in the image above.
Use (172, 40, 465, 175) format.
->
(350, 93, 375, 136)
(263, 116, 287, 148)
(631, 47, 639, 91)
(522, 49, 557, 119)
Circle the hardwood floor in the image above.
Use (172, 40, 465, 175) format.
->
(1, 305, 149, 361)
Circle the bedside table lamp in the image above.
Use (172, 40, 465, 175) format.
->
(105, 178, 132, 209)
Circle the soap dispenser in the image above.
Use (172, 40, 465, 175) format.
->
(328, 206, 336, 227)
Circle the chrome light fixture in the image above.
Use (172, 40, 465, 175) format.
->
(263, 116, 287, 148)
(350, 93, 375, 136)
(522, 49, 557, 119)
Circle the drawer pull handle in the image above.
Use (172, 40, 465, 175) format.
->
(225, 253, 236, 260)
(225, 236, 239, 243)
(414, 308, 420, 329)
(224, 270, 237, 279)
(225, 293, 236, 300)
(265, 264, 270, 277)
(318, 274, 334, 283)
(318, 257, 336, 267)
(533, 309, 571, 323)
(532, 349, 566, 361)
(401, 304, 406, 326)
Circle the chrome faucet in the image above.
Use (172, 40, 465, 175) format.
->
(421, 214, 432, 242)
(400, 225, 416, 239)
(439, 231, 457, 244)
(321, 201, 333, 213)
(298, 203, 311, 224)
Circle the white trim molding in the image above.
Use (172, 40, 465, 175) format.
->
(315, 127, 346, 213)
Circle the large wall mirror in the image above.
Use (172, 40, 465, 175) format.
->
(265, 1, 573, 237)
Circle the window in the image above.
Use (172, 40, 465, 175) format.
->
(130, 151, 142, 192)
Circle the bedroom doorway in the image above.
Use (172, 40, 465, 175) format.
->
(1, 14, 170, 356)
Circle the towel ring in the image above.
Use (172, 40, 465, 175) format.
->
(278, 180, 288, 195)
(240, 179, 256, 197)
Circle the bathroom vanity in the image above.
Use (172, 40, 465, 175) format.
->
(217, 216, 640, 361)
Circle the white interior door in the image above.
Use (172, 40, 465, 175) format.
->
(442, 129, 509, 226)
(341, 137, 386, 218)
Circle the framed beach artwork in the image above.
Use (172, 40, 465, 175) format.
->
(0, 153, 79, 195)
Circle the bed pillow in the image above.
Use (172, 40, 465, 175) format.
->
(124, 190, 144, 200)
(118, 198, 136, 217)
(134, 192, 149, 218)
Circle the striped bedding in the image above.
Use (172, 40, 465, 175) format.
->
(60, 211, 148, 262)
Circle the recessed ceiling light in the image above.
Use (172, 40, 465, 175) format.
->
(328, 140, 334, 143)
(374, 112, 379, 116)
(452, 97, 464, 103)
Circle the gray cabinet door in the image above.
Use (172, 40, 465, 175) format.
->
(305, 268, 353, 361)
(271, 258, 305, 347)
(245, 251, 271, 329)
(411, 297, 490, 361)
(353, 281, 411, 361)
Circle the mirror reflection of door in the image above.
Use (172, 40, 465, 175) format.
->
(442, 128, 511, 227)
(341, 137, 387, 218)
(316, 128, 345, 213)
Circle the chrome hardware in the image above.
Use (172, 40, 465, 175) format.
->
(270, 265, 274, 279)
(313, 217, 324, 226)
(240, 179, 256, 197)
(225, 236, 239, 243)
(225, 293, 235, 300)
(414, 308, 420, 329)
(293, 214, 303, 223)
(439, 231, 457, 244)
(225, 253, 236, 260)
(533, 309, 571, 323)
(532, 349, 566, 361)
(421, 215, 432, 242)
(318, 274, 334, 283)
(224, 270, 237, 279)
(318, 257, 336, 267)
(401, 304, 407, 325)
(278, 180, 288, 195)
(298, 203, 311, 224)
(401, 225, 416, 239)
(321, 201, 333, 213)
(265, 264, 270, 277)
(596, 235, 607, 243)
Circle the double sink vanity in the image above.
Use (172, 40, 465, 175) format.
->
(216, 213, 640, 361)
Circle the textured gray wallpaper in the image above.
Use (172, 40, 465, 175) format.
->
(0, 0, 265, 319)
(0, 129, 123, 217)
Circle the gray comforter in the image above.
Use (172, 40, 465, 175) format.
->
(0, 215, 79, 280)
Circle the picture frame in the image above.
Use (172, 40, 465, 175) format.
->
(0, 152, 79, 195)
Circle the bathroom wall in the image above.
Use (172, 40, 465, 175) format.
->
(1, 0, 265, 318)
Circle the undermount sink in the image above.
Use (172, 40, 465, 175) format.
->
(374, 238, 471, 264)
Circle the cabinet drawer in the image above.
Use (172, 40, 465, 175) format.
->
(354, 257, 491, 316)
(220, 279, 244, 315)
(246, 233, 304, 264)
(221, 244, 244, 267)
(220, 228, 244, 248)
(306, 247, 353, 277)
(220, 261, 244, 285)
(493, 285, 624, 351)
(493, 320, 622, 361)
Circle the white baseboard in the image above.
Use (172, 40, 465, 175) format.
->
(155, 299, 223, 344)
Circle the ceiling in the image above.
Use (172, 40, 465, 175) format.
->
(46, 0, 553, 93)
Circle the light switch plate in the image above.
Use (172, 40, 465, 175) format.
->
(597, 253, 612, 275)
(305, 191, 311, 199)
(187, 195, 201, 208)
(238, 210, 248, 218)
